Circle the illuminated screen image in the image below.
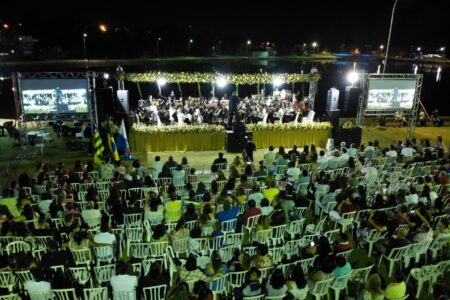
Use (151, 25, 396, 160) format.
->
(20, 79, 89, 114)
(367, 79, 417, 110)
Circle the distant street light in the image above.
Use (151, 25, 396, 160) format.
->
(247, 40, 251, 45)
(188, 39, 193, 55)
(416, 47, 421, 52)
(216, 77, 227, 88)
(312, 42, 318, 54)
(157, 37, 162, 55)
(379, 44, 384, 50)
(246, 40, 251, 55)
(82, 33, 88, 60)
(347, 71, 360, 86)
(99, 23, 107, 32)
(273, 77, 284, 87)
(2, 23, 9, 29)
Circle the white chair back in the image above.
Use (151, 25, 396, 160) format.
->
(83, 287, 108, 300)
(310, 277, 334, 297)
(221, 218, 237, 233)
(71, 248, 93, 265)
(130, 242, 150, 259)
(53, 288, 78, 300)
(69, 266, 91, 285)
(142, 284, 167, 300)
(124, 213, 143, 227)
(6, 241, 31, 256)
(93, 264, 115, 284)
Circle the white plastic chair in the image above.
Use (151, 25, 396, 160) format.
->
(69, 266, 91, 286)
(336, 249, 353, 259)
(224, 232, 244, 246)
(331, 272, 351, 300)
(245, 214, 261, 232)
(268, 246, 284, 265)
(429, 233, 450, 259)
(129, 242, 150, 260)
(209, 274, 228, 300)
(93, 264, 115, 285)
(113, 291, 136, 300)
(377, 244, 411, 277)
(286, 218, 305, 239)
(242, 295, 265, 300)
(124, 213, 143, 227)
(93, 246, 115, 265)
(142, 284, 167, 300)
(149, 241, 169, 269)
(171, 237, 191, 257)
(252, 229, 271, 245)
(71, 248, 93, 266)
(6, 241, 31, 256)
(406, 265, 434, 299)
(349, 265, 373, 293)
(53, 288, 77, 300)
(298, 256, 317, 274)
(0, 294, 20, 300)
(290, 286, 309, 300)
(218, 245, 235, 262)
(229, 270, 247, 290)
(363, 229, 387, 258)
(221, 218, 237, 234)
(0, 271, 15, 292)
(270, 224, 287, 246)
(310, 277, 334, 300)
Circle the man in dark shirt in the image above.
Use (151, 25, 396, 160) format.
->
(243, 200, 261, 226)
(40, 239, 72, 268)
(212, 152, 228, 171)
(244, 137, 256, 163)
(287, 145, 300, 159)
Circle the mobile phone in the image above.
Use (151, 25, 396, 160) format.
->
(310, 241, 315, 247)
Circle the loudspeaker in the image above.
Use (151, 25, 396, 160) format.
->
(326, 88, 340, 112)
(96, 87, 115, 121)
(233, 124, 246, 133)
(327, 110, 340, 127)
(342, 86, 361, 117)
(226, 131, 252, 153)
(116, 90, 129, 113)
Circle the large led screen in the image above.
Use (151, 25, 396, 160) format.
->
(20, 79, 89, 114)
(367, 79, 417, 110)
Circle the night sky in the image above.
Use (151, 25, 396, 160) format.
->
(1, 0, 449, 57)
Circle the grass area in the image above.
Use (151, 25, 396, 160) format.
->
(1, 123, 449, 190)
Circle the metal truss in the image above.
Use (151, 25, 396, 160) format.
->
(12, 72, 99, 158)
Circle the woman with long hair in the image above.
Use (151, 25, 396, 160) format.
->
(362, 273, 384, 300)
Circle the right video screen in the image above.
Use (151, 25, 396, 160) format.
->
(367, 79, 417, 110)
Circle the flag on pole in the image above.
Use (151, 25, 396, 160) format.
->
(116, 119, 131, 160)
(93, 123, 105, 165)
(106, 120, 120, 162)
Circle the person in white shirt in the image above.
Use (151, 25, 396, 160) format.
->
(248, 186, 264, 208)
(327, 150, 340, 169)
(347, 143, 358, 158)
(405, 187, 419, 206)
(412, 224, 433, 243)
(172, 164, 186, 186)
(260, 198, 274, 216)
(386, 145, 398, 159)
(111, 261, 138, 299)
(93, 222, 117, 258)
(338, 148, 349, 166)
(151, 156, 163, 179)
(361, 162, 378, 183)
(25, 268, 53, 300)
(401, 141, 416, 157)
(81, 201, 102, 224)
(364, 141, 376, 158)
(286, 161, 301, 183)
(317, 150, 328, 170)
(264, 146, 277, 168)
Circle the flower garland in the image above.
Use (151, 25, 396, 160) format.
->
(342, 121, 356, 129)
(121, 71, 320, 84)
(246, 122, 332, 131)
(131, 124, 225, 134)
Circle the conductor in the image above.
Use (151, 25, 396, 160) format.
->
(228, 91, 239, 127)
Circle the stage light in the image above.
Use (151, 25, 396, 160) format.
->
(189, 39, 194, 43)
(416, 47, 421, 52)
(440, 47, 445, 51)
(216, 77, 227, 88)
(99, 24, 107, 32)
(157, 78, 167, 86)
(103, 73, 110, 79)
(312, 42, 318, 47)
(83, 33, 87, 38)
(346, 71, 360, 85)
(247, 40, 251, 45)
(272, 77, 284, 87)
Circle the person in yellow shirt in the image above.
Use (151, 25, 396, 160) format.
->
(385, 272, 406, 300)
(164, 196, 182, 222)
(263, 181, 280, 204)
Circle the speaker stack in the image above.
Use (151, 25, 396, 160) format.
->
(226, 124, 252, 153)
(326, 88, 340, 127)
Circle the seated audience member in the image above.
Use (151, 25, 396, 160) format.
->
(384, 272, 406, 300)
(111, 261, 138, 298)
